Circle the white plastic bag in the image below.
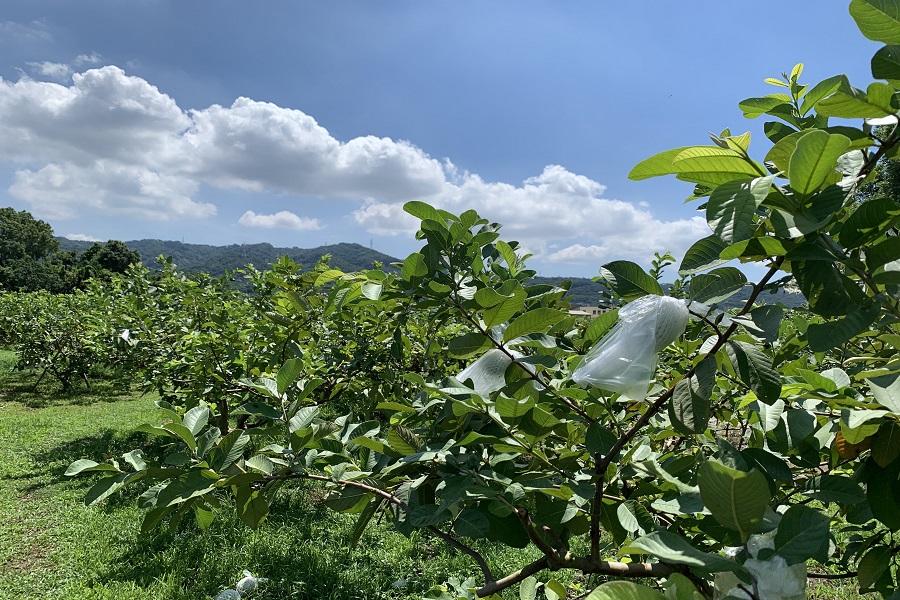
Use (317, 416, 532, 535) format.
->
(715, 531, 806, 600)
(572, 295, 689, 400)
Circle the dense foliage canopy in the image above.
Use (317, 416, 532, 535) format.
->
(0, 208, 140, 292)
(4, 2, 900, 598)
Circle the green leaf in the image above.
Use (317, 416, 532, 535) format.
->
(720, 237, 787, 260)
(787, 131, 851, 195)
(793, 260, 860, 317)
(448, 333, 492, 358)
(616, 500, 656, 535)
(799, 75, 846, 115)
(670, 356, 716, 434)
(600, 261, 663, 300)
(728, 341, 781, 405)
(85, 473, 129, 506)
(671, 147, 761, 186)
(839, 197, 900, 248)
(858, 546, 892, 589)
(544, 580, 567, 600)
(245, 454, 274, 475)
(474, 287, 507, 308)
(361, 281, 383, 301)
(162, 422, 197, 452)
(698, 461, 771, 541)
(774, 505, 830, 564)
(706, 176, 773, 243)
(806, 304, 880, 351)
(349, 498, 382, 547)
(209, 430, 250, 471)
(519, 577, 538, 600)
(122, 450, 147, 472)
(483, 286, 526, 328)
(386, 427, 419, 456)
(503, 308, 566, 342)
(585, 423, 617, 455)
(850, 0, 900, 44)
(629, 530, 746, 573)
(817, 79, 893, 117)
(873, 422, 900, 467)
(455, 508, 491, 538)
(65, 459, 119, 477)
(679, 235, 728, 275)
(237, 489, 269, 527)
(868, 373, 900, 412)
(688, 267, 747, 305)
(401, 252, 428, 279)
(765, 130, 807, 174)
(403, 200, 442, 222)
(182, 406, 209, 436)
(738, 96, 790, 118)
(276, 358, 304, 396)
(738, 305, 784, 343)
(628, 146, 693, 180)
(872, 45, 900, 80)
(584, 309, 618, 344)
(866, 237, 900, 271)
(586, 582, 664, 600)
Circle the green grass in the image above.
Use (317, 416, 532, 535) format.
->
(0, 349, 868, 599)
(0, 350, 553, 600)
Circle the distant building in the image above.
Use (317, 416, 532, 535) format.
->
(569, 306, 608, 317)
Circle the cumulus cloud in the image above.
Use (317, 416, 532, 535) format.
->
(10, 161, 214, 220)
(26, 61, 71, 82)
(64, 233, 101, 242)
(353, 165, 708, 264)
(0, 64, 707, 266)
(184, 98, 446, 200)
(238, 210, 322, 231)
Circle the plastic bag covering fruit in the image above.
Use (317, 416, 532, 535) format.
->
(572, 295, 689, 400)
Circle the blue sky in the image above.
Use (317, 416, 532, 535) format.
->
(0, 1, 879, 275)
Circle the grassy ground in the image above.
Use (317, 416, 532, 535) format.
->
(0, 349, 867, 599)
(0, 350, 551, 600)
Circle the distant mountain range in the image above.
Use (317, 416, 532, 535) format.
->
(58, 237, 805, 308)
(57, 238, 397, 275)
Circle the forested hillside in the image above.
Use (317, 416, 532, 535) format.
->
(58, 236, 805, 307)
(58, 238, 397, 275)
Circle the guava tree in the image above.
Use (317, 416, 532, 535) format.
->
(68, 1, 900, 598)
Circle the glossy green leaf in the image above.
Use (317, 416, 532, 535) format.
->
(629, 530, 746, 573)
(679, 235, 728, 275)
(503, 308, 567, 342)
(850, 0, 900, 44)
(670, 356, 716, 434)
(600, 261, 663, 300)
(698, 461, 771, 541)
(774, 505, 830, 564)
(706, 176, 773, 243)
(787, 131, 851, 195)
(586, 582, 664, 600)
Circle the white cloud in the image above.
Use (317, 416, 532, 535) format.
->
(184, 98, 446, 200)
(238, 210, 322, 231)
(0, 64, 707, 267)
(26, 61, 71, 82)
(64, 233, 101, 242)
(74, 53, 103, 66)
(0, 20, 52, 43)
(353, 165, 708, 264)
(10, 161, 214, 220)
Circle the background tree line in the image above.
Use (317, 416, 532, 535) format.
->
(0, 208, 140, 293)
